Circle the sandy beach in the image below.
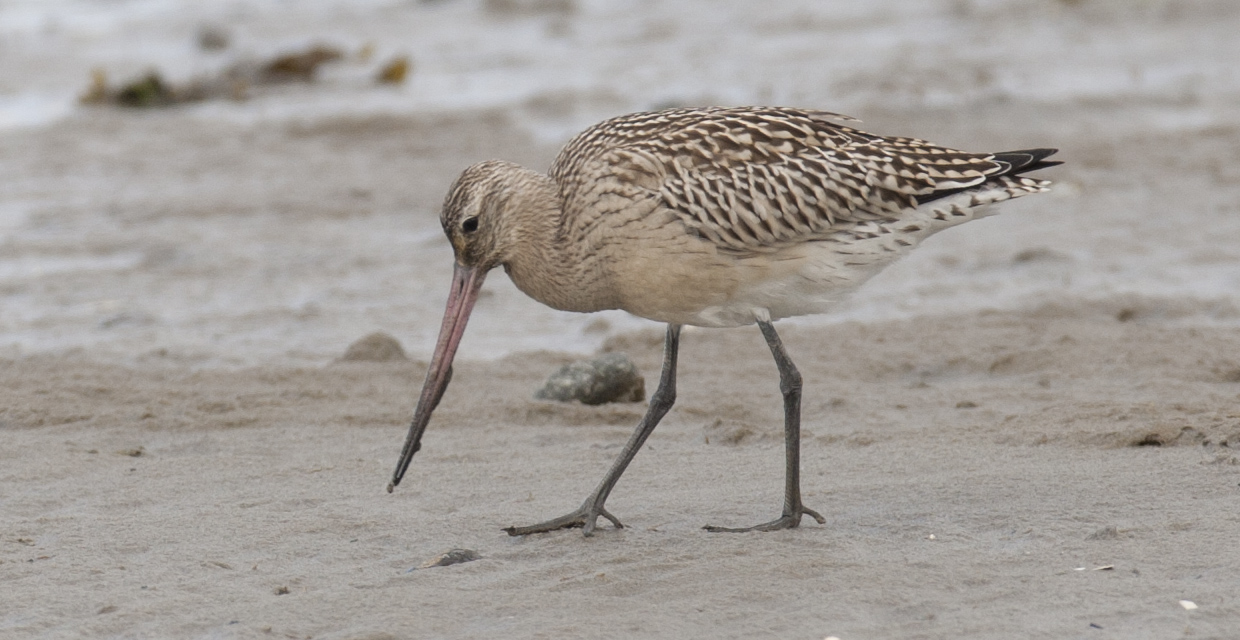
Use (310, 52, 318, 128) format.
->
(3, 1, 1240, 638)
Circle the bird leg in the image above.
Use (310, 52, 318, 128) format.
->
(704, 320, 825, 533)
(505, 324, 682, 537)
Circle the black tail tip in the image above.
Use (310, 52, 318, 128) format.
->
(993, 148, 1061, 174)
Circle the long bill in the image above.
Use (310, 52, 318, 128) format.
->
(388, 262, 487, 492)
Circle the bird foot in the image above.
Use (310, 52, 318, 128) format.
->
(703, 505, 825, 533)
(503, 501, 623, 537)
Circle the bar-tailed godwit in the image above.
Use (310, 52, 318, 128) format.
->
(387, 107, 1059, 536)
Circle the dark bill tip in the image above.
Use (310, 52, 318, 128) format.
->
(388, 263, 486, 491)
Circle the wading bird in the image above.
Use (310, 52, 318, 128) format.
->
(387, 107, 1058, 536)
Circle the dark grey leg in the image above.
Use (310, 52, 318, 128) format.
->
(505, 324, 682, 537)
(704, 320, 824, 532)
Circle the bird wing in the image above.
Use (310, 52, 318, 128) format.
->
(552, 107, 1017, 253)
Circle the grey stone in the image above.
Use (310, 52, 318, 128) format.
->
(339, 332, 407, 362)
(535, 353, 645, 405)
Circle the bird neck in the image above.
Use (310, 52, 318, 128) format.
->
(496, 168, 616, 313)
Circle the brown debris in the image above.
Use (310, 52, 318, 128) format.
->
(104, 72, 177, 108)
(258, 45, 343, 83)
(79, 44, 347, 109)
(376, 56, 412, 85)
(79, 69, 245, 108)
(79, 68, 110, 104)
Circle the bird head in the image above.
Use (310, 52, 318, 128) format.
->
(389, 160, 552, 491)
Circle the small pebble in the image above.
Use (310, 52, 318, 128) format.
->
(415, 548, 481, 570)
(197, 25, 231, 51)
(702, 418, 757, 445)
(1086, 525, 1119, 540)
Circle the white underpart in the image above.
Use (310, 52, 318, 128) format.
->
(688, 176, 1049, 328)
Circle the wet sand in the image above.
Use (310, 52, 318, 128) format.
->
(4, 314, 1240, 638)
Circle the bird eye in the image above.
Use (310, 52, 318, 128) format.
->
(461, 217, 479, 233)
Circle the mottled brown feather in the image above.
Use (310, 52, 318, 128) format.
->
(551, 107, 1030, 253)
